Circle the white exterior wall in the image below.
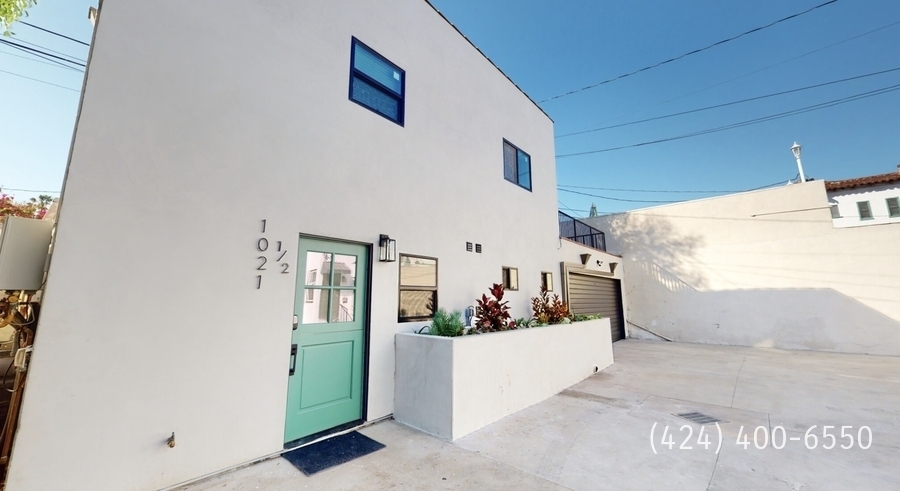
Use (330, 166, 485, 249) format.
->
(828, 182, 900, 228)
(585, 180, 900, 356)
(7, 1, 562, 490)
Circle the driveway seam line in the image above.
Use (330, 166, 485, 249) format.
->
(730, 358, 746, 408)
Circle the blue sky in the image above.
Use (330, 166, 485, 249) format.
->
(2, 0, 899, 216)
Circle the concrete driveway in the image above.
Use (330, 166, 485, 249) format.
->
(176, 341, 900, 490)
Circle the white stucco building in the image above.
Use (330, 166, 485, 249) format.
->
(585, 179, 900, 356)
(5, 1, 622, 490)
(826, 166, 900, 228)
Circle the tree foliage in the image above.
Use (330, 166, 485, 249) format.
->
(1, 0, 36, 35)
(0, 193, 52, 225)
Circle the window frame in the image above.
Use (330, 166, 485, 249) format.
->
(503, 140, 532, 191)
(502, 266, 519, 291)
(349, 37, 405, 126)
(398, 253, 438, 323)
(857, 201, 873, 220)
(541, 271, 553, 291)
(886, 197, 900, 218)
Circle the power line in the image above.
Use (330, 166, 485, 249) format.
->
(0, 188, 60, 194)
(564, 19, 900, 132)
(559, 185, 743, 194)
(0, 38, 86, 67)
(557, 179, 790, 195)
(0, 39, 84, 71)
(558, 188, 684, 204)
(539, 0, 840, 103)
(0, 68, 80, 92)
(8, 36, 86, 62)
(556, 66, 900, 138)
(557, 82, 900, 158)
(0, 48, 84, 72)
(0, 46, 83, 72)
(20, 21, 90, 46)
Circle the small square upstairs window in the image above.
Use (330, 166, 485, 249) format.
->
(350, 38, 405, 125)
(857, 201, 873, 220)
(541, 272, 553, 291)
(503, 140, 532, 191)
(887, 197, 900, 218)
(502, 267, 519, 291)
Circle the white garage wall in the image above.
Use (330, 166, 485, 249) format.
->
(586, 180, 900, 356)
(7, 1, 564, 489)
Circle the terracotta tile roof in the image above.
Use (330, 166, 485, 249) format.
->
(825, 169, 900, 191)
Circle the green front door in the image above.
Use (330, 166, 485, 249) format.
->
(285, 237, 368, 444)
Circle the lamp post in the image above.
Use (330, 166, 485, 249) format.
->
(790, 142, 807, 183)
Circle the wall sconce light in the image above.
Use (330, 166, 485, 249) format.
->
(378, 234, 396, 262)
(609, 262, 618, 275)
(580, 253, 591, 266)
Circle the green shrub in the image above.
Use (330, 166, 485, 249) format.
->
(421, 308, 466, 337)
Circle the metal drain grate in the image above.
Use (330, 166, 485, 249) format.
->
(675, 411, 724, 425)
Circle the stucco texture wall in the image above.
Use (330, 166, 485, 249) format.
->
(7, 0, 561, 490)
(586, 180, 900, 356)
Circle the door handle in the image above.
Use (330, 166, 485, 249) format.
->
(289, 344, 298, 376)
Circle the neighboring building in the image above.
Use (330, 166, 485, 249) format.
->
(585, 180, 900, 357)
(6, 1, 621, 490)
(826, 165, 900, 228)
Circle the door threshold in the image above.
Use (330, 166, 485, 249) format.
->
(283, 415, 392, 452)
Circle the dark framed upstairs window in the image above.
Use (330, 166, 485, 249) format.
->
(399, 254, 437, 322)
(349, 38, 405, 125)
(503, 140, 531, 191)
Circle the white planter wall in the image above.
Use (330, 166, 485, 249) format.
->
(394, 318, 614, 440)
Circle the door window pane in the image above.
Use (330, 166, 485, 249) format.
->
(331, 290, 355, 322)
(332, 255, 357, 287)
(302, 289, 328, 324)
(305, 252, 332, 285)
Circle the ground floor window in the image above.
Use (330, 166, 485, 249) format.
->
(399, 254, 437, 322)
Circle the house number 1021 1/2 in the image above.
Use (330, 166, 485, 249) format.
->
(256, 219, 290, 289)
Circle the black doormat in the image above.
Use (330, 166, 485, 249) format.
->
(282, 431, 386, 476)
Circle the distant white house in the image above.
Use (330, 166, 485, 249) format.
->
(826, 165, 900, 228)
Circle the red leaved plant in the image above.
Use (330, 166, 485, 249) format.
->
(474, 283, 514, 333)
(531, 285, 572, 325)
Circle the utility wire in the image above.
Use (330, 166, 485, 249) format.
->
(20, 21, 90, 46)
(558, 185, 745, 194)
(8, 36, 86, 62)
(558, 188, 684, 204)
(0, 39, 84, 71)
(0, 38, 86, 67)
(0, 48, 84, 72)
(557, 82, 900, 158)
(0, 68, 80, 92)
(556, 66, 900, 138)
(566, 19, 900, 132)
(0, 187, 61, 193)
(556, 179, 788, 206)
(539, 0, 839, 103)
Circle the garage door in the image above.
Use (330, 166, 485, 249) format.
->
(567, 273, 625, 342)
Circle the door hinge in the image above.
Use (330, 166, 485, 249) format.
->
(292, 315, 298, 330)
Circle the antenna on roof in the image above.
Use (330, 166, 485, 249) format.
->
(790, 142, 807, 183)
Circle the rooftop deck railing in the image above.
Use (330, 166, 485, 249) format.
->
(559, 211, 606, 252)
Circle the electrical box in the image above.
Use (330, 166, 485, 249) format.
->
(0, 217, 54, 291)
